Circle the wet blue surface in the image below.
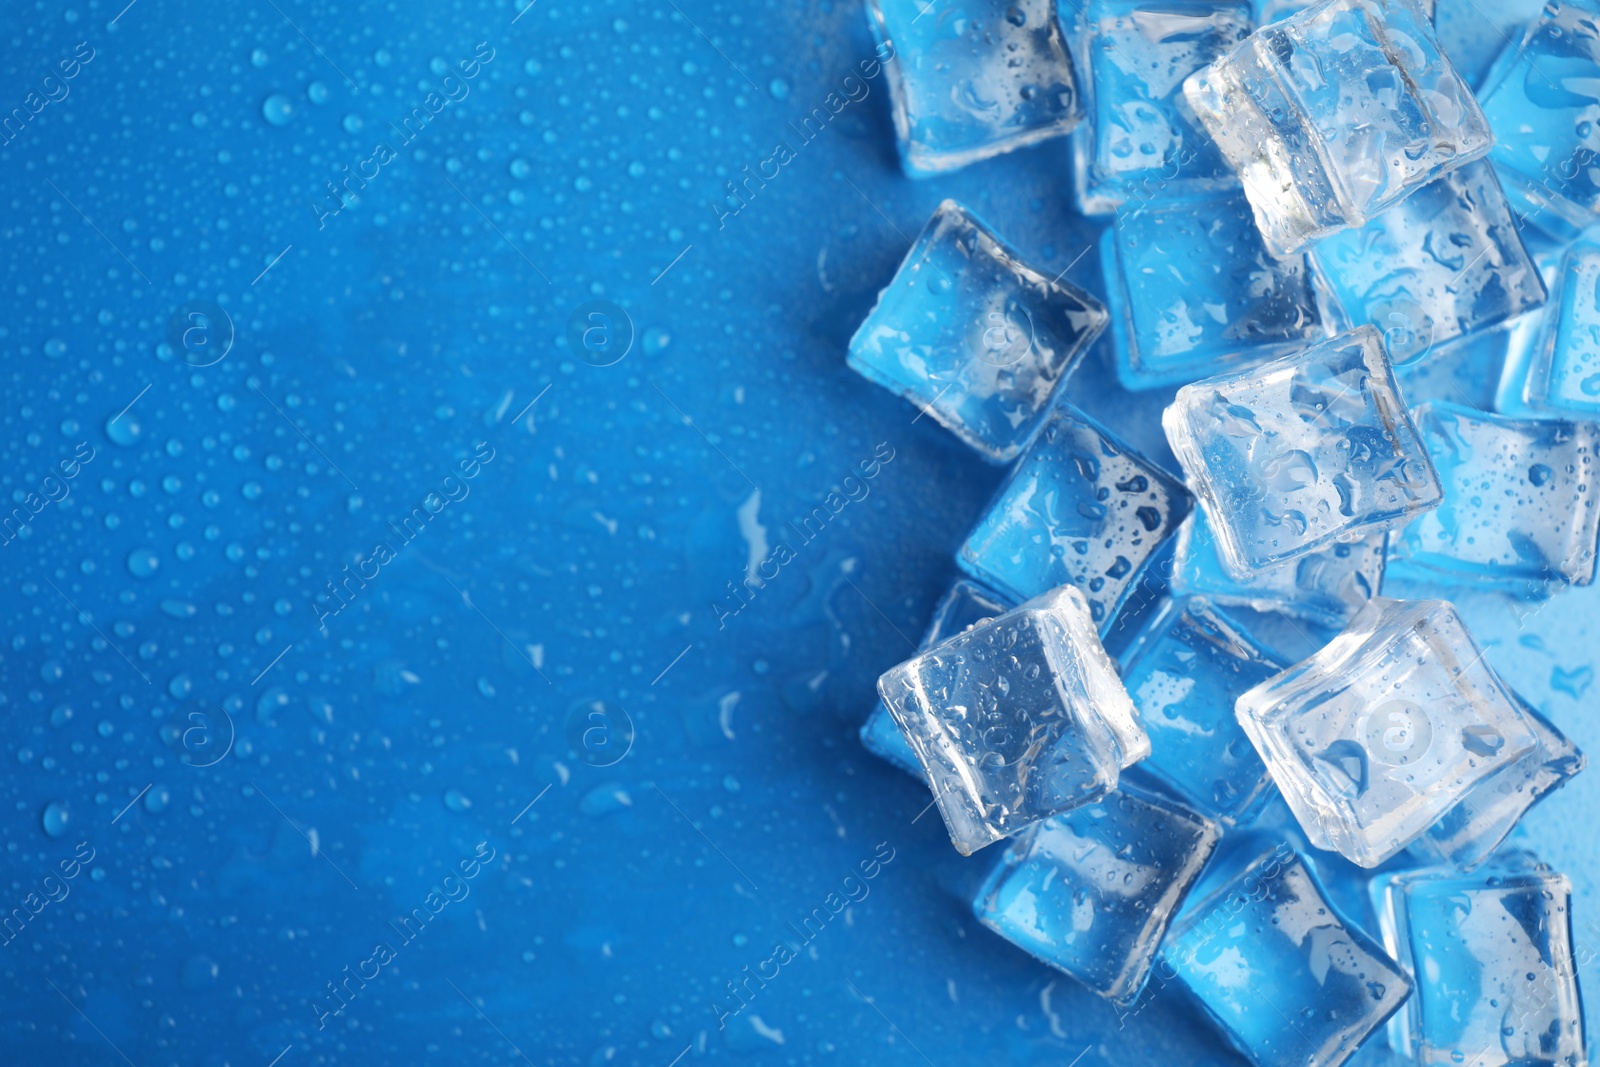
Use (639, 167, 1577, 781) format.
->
(2, 2, 1598, 1066)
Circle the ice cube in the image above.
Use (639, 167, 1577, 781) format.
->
(973, 783, 1221, 1001)
(1163, 847, 1412, 1067)
(847, 199, 1109, 462)
(1162, 325, 1442, 572)
(1373, 853, 1587, 1066)
(860, 578, 1015, 779)
(1070, 0, 1254, 216)
(1433, 0, 1545, 91)
(1478, 0, 1600, 238)
(1407, 691, 1584, 869)
(876, 584, 1149, 855)
(958, 405, 1192, 623)
(1504, 230, 1600, 419)
(1102, 191, 1329, 390)
(1117, 597, 1290, 823)
(1234, 596, 1542, 867)
(1310, 161, 1547, 365)
(1391, 401, 1600, 586)
(1172, 510, 1386, 629)
(867, 0, 1084, 177)
(1184, 0, 1491, 255)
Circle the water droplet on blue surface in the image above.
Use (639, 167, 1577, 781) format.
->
(42, 801, 71, 838)
(127, 547, 160, 578)
(262, 94, 295, 126)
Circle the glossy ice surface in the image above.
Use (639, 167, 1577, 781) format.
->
(876, 585, 1149, 855)
(1102, 192, 1327, 390)
(974, 784, 1221, 1001)
(868, 0, 1084, 176)
(1117, 597, 1289, 823)
(1070, 0, 1253, 216)
(1184, 0, 1491, 254)
(859, 578, 1015, 779)
(1163, 326, 1442, 572)
(958, 405, 1191, 623)
(1479, 0, 1600, 238)
(1392, 402, 1600, 586)
(848, 199, 1108, 462)
(1374, 855, 1587, 1066)
(1235, 597, 1541, 866)
(1408, 693, 1585, 868)
(1172, 510, 1386, 628)
(1524, 231, 1600, 418)
(1164, 848, 1412, 1067)
(1310, 161, 1547, 364)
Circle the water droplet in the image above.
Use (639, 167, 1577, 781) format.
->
(127, 547, 160, 578)
(768, 78, 790, 100)
(44, 338, 67, 359)
(308, 81, 330, 105)
(444, 789, 472, 813)
(262, 94, 295, 126)
(250, 48, 269, 69)
(106, 412, 143, 446)
(42, 801, 71, 838)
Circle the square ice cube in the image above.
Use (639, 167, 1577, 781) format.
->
(1184, 0, 1492, 254)
(1391, 401, 1600, 586)
(1373, 854, 1586, 1066)
(1162, 325, 1443, 572)
(1172, 510, 1386, 629)
(973, 784, 1221, 1001)
(1407, 691, 1585, 868)
(1164, 847, 1412, 1067)
(1117, 597, 1290, 822)
(860, 578, 1015, 779)
(848, 199, 1109, 462)
(1102, 191, 1329, 390)
(1234, 597, 1542, 867)
(877, 584, 1149, 855)
(1478, 0, 1600, 238)
(1070, 0, 1254, 216)
(1310, 161, 1548, 364)
(958, 405, 1192, 624)
(1520, 231, 1600, 418)
(867, 0, 1084, 177)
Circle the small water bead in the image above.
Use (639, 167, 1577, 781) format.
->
(42, 801, 71, 838)
(262, 94, 295, 126)
(250, 48, 269, 68)
(127, 548, 160, 578)
(106, 413, 143, 446)
(307, 81, 330, 105)
(443, 789, 472, 812)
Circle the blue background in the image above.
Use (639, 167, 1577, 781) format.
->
(1, 1, 1594, 1065)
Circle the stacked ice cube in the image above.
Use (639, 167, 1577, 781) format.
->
(846, 0, 1595, 1058)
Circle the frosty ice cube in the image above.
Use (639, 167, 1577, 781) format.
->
(1172, 510, 1386, 629)
(1392, 401, 1600, 586)
(1183, 0, 1492, 254)
(1518, 231, 1600, 419)
(1478, 0, 1600, 238)
(848, 200, 1109, 462)
(1117, 597, 1289, 823)
(1234, 597, 1541, 867)
(877, 584, 1149, 855)
(1373, 854, 1587, 1066)
(1070, 0, 1253, 216)
(867, 0, 1084, 177)
(1102, 191, 1328, 390)
(958, 405, 1191, 624)
(974, 783, 1221, 1000)
(1164, 847, 1412, 1067)
(860, 578, 1015, 779)
(1162, 325, 1442, 572)
(1310, 161, 1547, 364)
(1407, 691, 1584, 868)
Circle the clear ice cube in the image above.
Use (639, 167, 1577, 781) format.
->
(1117, 597, 1290, 823)
(1407, 691, 1585, 869)
(1478, 0, 1600, 238)
(1512, 230, 1600, 419)
(876, 584, 1149, 855)
(1184, 0, 1492, 254)
(1162, 325, 1442, 572)
(860, 578, 1015, 779)
(848, 199, 1109, 462)
(1102, 191, 1329, 390)
(1172, 510, 1386, 629)
(958, 405, 1192, 624)
(1373, 853, 1587, 1066)
(1234, 596, 1542, 867)
(1163, 847, 1412, 1067)
(1310, 161, 1547, 364)
(867, 0, 1084, 177)
(1070, 0, 1254, 216)
(1391, 401, 1600, 586)
(973, 783, 1221, 1001)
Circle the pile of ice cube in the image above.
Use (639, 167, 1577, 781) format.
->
(850, 0, 1600, 1063)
